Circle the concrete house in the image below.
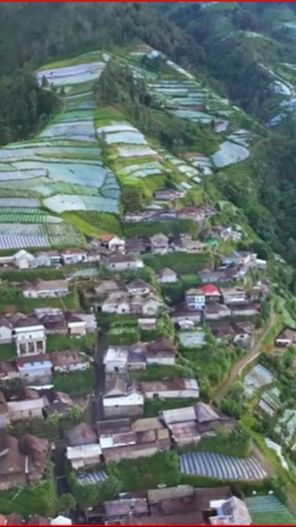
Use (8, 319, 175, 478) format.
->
(185, 288, 206, 310)
(128, 343, 147, 370)
(200, 284, 221, 303)
(102, 293, 131, 315)
(141, 378, 199, 400)
(127, 279, 151, 296)
(16, 354, 52, 382)
(103, 377, 144, 419)
(156, 267, 177, 284)
(230, 303, 259, 318)
(13, 316, 46, 356)
(34, 251, 60, 268)
(7, 391, 46, 421)
(221, 287, 248, 305)
(162, 402, 235, 447)
(35, 250, 62, 267)
(50, 350, 90, 373)
(0, 319, 13, 344)
(76, 313, 96, 333)
(66, 423, 101, 470)
(142, 296, 162, 316)
(150, 233, 169, 255)
(102, 292, 161, 316)
(146, 337, 176, 366)
(60, 248, 88, 265)
(13, 250, 35, 269)
(99, 235, 125, 254)
(22, 279, 69, 299)
(65, 312, 86, 336)
(178, 207, 208, 223)
(35, 308, 67, 335)
(94, 279, 127, 298)
(104, 497, 149, 523)
(199, 268, 238, 284)
(275, 327, 296, 347)
(205, 304, 231, 321)
(100, 417, 170, 463)
(104, 344, 147, 374)
(209, 496, 251, 525)
(104, 347, 128, 374)
(174, 235, 207, 254)
(86, 250, 101, 263)
(34, 252, 52, 268)
(106, 253, 144, 271)
(172, 305, 202, 328)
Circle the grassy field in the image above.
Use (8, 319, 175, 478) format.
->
(47, 333, 95, 353)
(108, 451, 180, 491)
(0, 342, 16, 360)
(143, 252, 212, 275)
(123, 219, 197, 238)
(246, 495, 296, 524)
(53, 367, 95, 397)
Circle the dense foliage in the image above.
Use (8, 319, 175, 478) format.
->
(0, 65, 58, 144)
(0, 4, 203, 74)
(108, 451, 180, 490)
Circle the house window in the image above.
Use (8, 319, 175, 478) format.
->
(37, 341, 44, 352)
(20, 343, 27, 355)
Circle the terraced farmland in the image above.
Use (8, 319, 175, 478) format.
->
(0, 51, 122, 248)
(0, 223, 84, 249)
(180, 451, 267, 481)
(246, 495, 296, 524)
(126, 50, 255, 171)
(96, 108, 201, 210)
(0, 47, 258, 249)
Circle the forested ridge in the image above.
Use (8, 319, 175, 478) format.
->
(162, 2, 296, 268)
(0, 3, 203, 144)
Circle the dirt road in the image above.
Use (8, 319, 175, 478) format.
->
(212, 310, 277, 403)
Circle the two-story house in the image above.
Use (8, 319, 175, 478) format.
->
(185, 288, 206, 311)
(150, 234, 169, 255)
(13, 317, 46, 356)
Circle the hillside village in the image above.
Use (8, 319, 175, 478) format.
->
(0, 43, 295, 527)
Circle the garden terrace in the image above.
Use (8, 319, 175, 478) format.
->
(180, 451, 267, 481)
(0, 52, 121, 250)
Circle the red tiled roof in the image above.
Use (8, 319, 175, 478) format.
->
(200, 284, 220, 296)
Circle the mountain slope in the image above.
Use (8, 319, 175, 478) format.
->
(163, 2, 296, 266)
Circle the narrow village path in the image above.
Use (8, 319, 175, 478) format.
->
(90, 322, 106, 424)
(212, 309, 277, 403)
